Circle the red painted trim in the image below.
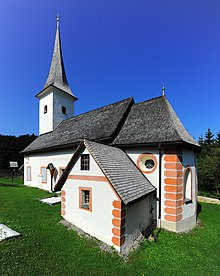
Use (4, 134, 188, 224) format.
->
(27, 166, 32, 181)
(68, 175, 120, 200)
(164, 200, 183, 207)
(40, 166, 47, 183)
(164, 155, 183, 163)
(68, 175, 107, 182)
(164, 178, 183, 185)
(112, 227, 125, 237)
(165, 214, 182, 222)
(112, 236, 125, 246)
(137, 153, 157, 174)
(79, 187, 92, 212)
(112, 200, 125, 209)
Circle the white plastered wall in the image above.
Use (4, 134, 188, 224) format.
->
(180, 148, 197, 230)
(24, 149, 75, 191)
(125, 148, 159, 189)
(39, 87, 75, 135)
(39, 91, 53, 135)
(125, 148, 159, 215)
(122, 194, 156, 251)
(62, 148, 118, 247)
(53, 90, 74, 130)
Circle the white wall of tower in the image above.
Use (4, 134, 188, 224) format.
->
(53, 89, 74, 129)
(39, 90, 53, 135)
(39, 87, 75, 135)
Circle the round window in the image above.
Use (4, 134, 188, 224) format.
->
(145, 159, 155, 169)
(137, 153, 157, 174)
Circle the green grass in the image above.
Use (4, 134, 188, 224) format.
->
(198, 190, 220, 200)
(0, 178, 220, 275)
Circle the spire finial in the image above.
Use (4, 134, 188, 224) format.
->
(57, 14, 60, 29)
(162, 83, 165, 96)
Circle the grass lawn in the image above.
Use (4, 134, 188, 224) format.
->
(0, 178, 220, 275)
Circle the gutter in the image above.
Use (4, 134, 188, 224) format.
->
(158, 143, 162, 228)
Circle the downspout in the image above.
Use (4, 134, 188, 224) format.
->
(50, 171, 53, 192)
(47, 163, 55, 193)
(158, 143, 162, 228)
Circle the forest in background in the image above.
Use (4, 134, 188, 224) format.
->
(0, 130, 219, 197)
(0, 134, 37, 170)
(198, 129, 220, 197)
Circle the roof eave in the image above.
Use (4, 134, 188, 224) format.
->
(54, 141, 85, 191)
(35, 84, 78, 101)
(21, 142, 78, 155)
(113, 140, 201, 152)
(21, 133, 120, 155)
(126, 189, 157, 206)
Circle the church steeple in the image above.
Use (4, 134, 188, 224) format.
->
(42, 15, 76, 98)
(36, 16, 78, 135)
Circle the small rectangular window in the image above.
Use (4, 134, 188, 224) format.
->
(27, 166, 31, 181)
(81, 154, 90, 170)
(41, 167, 47, 183)
(62, 106, 67, 115)
(79, 187, 92, 211)
(44, 105, 48, 114)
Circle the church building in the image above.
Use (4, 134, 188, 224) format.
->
(22, 18, 200, 253)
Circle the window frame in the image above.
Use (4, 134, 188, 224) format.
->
(184, 166, 193, 204)
(27, 166, 32, 181)
(40, 166, 47, 184)
(79, 187, 92, 212)
(80, 154, 90, 171)
(137, 153, 157, 174)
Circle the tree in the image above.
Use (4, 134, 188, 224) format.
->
(198, 136, 204, 146)
(215, 131, 220, 147)
(204, 128, 214, 145)
(0, 134, 37, 169)
(197, 129, 220, 196)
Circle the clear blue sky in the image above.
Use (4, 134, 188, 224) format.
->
(0, 0, 219, 140)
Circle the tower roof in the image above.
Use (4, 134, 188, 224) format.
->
(36, 16, 77, 99)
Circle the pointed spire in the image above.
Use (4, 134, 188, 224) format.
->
(162, 83, 165, 96)
(42, 16, 76, 98)
(57, 14, 60, 29)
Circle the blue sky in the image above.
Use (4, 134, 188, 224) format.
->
(0, 0, 219, 140)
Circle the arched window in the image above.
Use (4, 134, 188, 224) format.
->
(184, 167, 192, 204)
(62, 106, 67, 115)
(44, 105, 48, 114)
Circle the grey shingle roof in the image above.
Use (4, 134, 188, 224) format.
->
(112, 96, 199, 148)
(35, 18, 77, 99)
(55, 140, 156, 205)
(22, 95, 199, 154)
(22, 97, 133, 153)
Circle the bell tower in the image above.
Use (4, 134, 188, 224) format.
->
(35, 16, 78, 135)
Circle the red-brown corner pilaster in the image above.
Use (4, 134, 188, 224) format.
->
(164, 148, 183, 223)
(112, 200, 126, 248)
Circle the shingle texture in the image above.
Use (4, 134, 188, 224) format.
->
(36, 20, 76, 98)
(22, 98, 133, 153)
(85, 140, 156, 204)
(112, 96, 199, 147)
(22, 95, 199, 154)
